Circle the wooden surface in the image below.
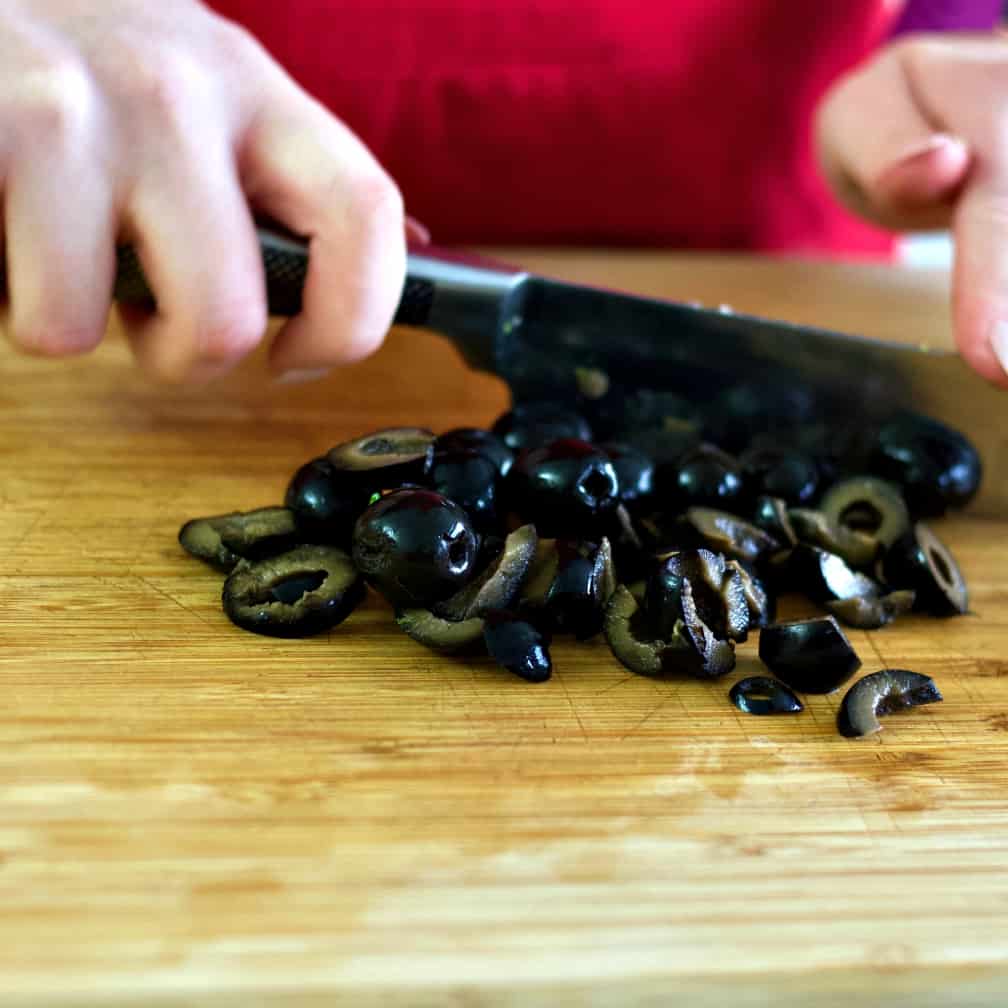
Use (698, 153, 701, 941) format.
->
(2, 252, 1008, 1007)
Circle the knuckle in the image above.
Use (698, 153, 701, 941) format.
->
(7, 56, 95, 140)
(344, 169, 406, 234)
(195, 301, 267, 362)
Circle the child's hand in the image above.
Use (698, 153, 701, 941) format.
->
(817, 33, 1008, 388)
(0, 0, 407, 383)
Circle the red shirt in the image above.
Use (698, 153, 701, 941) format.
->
(211, 1, 903, 254)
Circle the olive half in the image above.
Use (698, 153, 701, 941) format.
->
(222, 545, 364, 637)
(729, 676, 803, 715)
(327, 427, 435, 490)
(837, 669, 943, 738)
(819, 476, 909, 549)
(826, 590, 916, 630)
(882, 522, 968, 616)
(758, 616, 862, 694)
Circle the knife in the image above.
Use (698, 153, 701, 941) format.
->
(23, 224, 1008, 513)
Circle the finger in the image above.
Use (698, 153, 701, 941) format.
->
(239, 89, 406, 379)
(816, 48, 971, 231)
(3, 99, 115, 356)
(405, 215, 431, 245)
(121, 144, 267, 383)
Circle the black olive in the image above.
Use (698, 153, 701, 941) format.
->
(179, 507, 302, 571)
(818, 476, 909, 550)
(482, 610, 553, 683)
(432, 524, 538, 621)
(725, 559, 775, 629)
(326, 427, 435, 491)
(681, 507, 782, 565)
(352, 489, 479, 607)
(222, 545, 364, 637)
(672, 444, 745, 510)
(826, 590, 916, 630)
(740, 446, 820, 506)
(428, 450, 500, 532)
(396, 609, 486, 654)
(787, 508, 880, 569)
(729, 676, 803, 715)
(179, 512, 243, 571)
(788, 545, 880, 603)
(616, 423, 703, 496)
(491, 402, 592, 452)
(602, 442, 656, 508)
(870, 412, 982, 516)
(703, 378, 816, 454)
(545, 538, 616, 639)
(882, 522, 968, 616)
(587, 386, 701, 442)
(752, 495, 798, 548)
(285, 457, 367, 544)
(602, 504, 655, 584)
(837, 669, 943, 738)
(758, 616, 862, 694)
(505, 438, 620, 536)
(434, 428, 514, 478)
(604, 583, 735, 680)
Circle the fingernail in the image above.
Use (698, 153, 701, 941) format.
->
(892, 133, 967, 168)
(274, 367, 331, 385)
(990, 320, 1008, 375)
(405, 216, 431, 245)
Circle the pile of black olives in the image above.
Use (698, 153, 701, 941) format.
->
(179, 398, 978, 736)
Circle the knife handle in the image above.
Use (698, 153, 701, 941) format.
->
(113, 225, 437, 327)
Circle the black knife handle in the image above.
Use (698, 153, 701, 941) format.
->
(113, 226, 436, 327)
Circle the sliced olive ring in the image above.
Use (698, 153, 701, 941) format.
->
(604, 585, 696, 678)
(882, 521, 968, 616)
(395, 609, 486, 654)
(730, 676, 803, 715)
(837, 669, 943, 738)
(222, 545, 364, 638)
(179, 507, 301, 571)
(326, 426, 435, 489)
(179, 512, 242, 571)
(682, 507, 782, 564)
(758, 616, 862, 694)
(432, 524, 538, 621)
(788, 507, 880, 570)
(819, 476, 909, 549)
(826, 590, 916, 630)
(482, 610, 553, 682)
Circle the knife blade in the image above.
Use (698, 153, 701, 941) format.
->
(23, 224, 1008, 513)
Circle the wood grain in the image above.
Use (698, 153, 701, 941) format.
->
(2, 253, 1007, 1008)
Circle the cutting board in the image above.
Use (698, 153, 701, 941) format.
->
(2, 253, 1006, 1007)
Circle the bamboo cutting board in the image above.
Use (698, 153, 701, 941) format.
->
(1, 253, 1007, 1007)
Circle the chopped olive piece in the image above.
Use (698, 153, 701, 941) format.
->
(837, 669, 943, 738)
(789, 545, 881, 603)
(870, 412, 982, 516)
(826, 590, 916, 630)
(396, 609, 486, 654)
(285, 457, 367, 543)
(435, 428, 514, 477)
(604, 584, 732, 679)
(352, 489, 479, 608)
(482, 610, 552, 682)
(518, 537, 560, 610)
(758, 616, 862, 694)
(819, 476, 909, 549)
(752, 495, 798, 548)
(730, 676, 803, 715)
(432, 524, 538, 621)
(505, 438, 619, 536)
(326, 427, 435, 490)
(492, 402, 592, 452)
(222, 545, 364, 637)
(788, 507, 880, 569)
(428, 450, 500, 531)
(545, 538, 616, 639)
(882, 522, 968, 616)
(603, 503, 655, 584)
(672, 444, 745, 510)
(602, 442, 656, 507)
(682, 507, 782, 564)
(677, 577, 737, 678)
(740, 446, 820, 506)
(725, 559, 775, 629)
(178, 512, 242, 571)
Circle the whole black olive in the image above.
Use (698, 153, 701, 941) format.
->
(428, 450, 500, 532)
(492, 402, 592, 452)
(837, 669, 943, 738)
(352, 489, 480, 607)
(758, 616, 862, 694)
(482, 610, 553, 683)
(616, 423, 703, 496)
(285, 457, 367, 543)
(672, 444, 744, 510)
(434, 428, 514, 478)
(870, 412, 982, 516)
(505, 438, 620, 536)
(882, 521, 968, 616)
(222, 545, 364, 637)
(602, 442, 656, 508)
(740, 445, 820, 506)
